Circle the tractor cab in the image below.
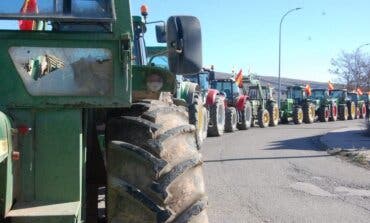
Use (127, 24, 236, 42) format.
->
(330, 89, 348, 103)
(348, 92, 360, 103)
(212, 79, 240, 105)
(287, 86, 306, 103)
(310, 89, 330, 100)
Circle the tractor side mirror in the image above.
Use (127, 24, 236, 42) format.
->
(167, 16, 202, 75)
(155, 24, 167, 43)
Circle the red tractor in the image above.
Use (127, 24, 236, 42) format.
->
(211, 78, 252, 132)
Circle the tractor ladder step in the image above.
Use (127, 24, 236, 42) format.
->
(6, 201, 80, 223)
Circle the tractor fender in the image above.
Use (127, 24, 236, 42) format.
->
(236, 95, 249, 111)
(206, 89, 219, 106)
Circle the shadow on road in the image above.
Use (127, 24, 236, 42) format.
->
(204, 154, 331, 163)
(266, 135, 326, 151)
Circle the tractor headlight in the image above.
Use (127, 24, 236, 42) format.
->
(146, 74, 163, 92)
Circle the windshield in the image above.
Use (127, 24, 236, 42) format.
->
(213, 81, 239, 100)
(0, 0, 114, 30)
(310, 90, 327, 99)
(348, 93, 358, 101)
(330, 90, 345, 99)
(287, 88, 303, 100)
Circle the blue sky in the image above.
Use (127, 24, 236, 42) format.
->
(131, 0, 370, 82)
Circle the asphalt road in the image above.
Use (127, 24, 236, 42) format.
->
(202, 119, 370, 223)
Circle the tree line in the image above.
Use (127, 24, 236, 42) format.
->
(330, 49, 370, 91)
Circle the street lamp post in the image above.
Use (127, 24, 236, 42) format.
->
(278, 7, 302, 108)
(355, 43, 370, 89)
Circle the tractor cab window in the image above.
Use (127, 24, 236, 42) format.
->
(248, 88, 259, 100)
(288, 88, 303, 100)
(262, 87, 272, 100)
(0, 0, 114, 32)
(149, 55, 168, 69)
(348, 93, 358, 102)
(213, 81, 239, 101)
(310, 90, 326, 99)
(330, 90, 345, 99)
(198, 73, 209, 91)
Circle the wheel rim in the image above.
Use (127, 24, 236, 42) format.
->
(309, 106, 315, 119)
(333, 105, 337, 117)
(263, 112, 269, 124)
(273, 107, 279, 122)
(298, 110, 303, 121)
(351, 104, 355, 117)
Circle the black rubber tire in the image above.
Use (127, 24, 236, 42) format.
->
(207, 97, 225, 137)
(293, 107, 303, 124)
(302, 102, 315, 124)
(258, 109, 270, 128)
(105, 100, 208, 223)
(225, 107, 237, 132)
(268, 103, 279, 127)
(318, 106, 329, 122)
(348, 101, 356, 120)
(189, 97, 208, 144)
(338, 104, 349, 121)
(237, 101, 252, 130)
(329, 102, 338, 122)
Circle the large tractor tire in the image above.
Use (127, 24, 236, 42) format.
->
(348, 101, 356, 120)
(302, 102, 315, 124)
(268, 103, 279, 127)
(360, 103, 367, 119)
(189, 97, 208, 144)
(106, 100, 208, 223)
(207, 97, 225, 137)
(293, 107, 303, 124)
(237, 101, 252, 130)
(225, 107, 237, 132)
(318, 106, 329, 122)
(258, 109, 270, 128)
(338, 104, 349, 121)
(329, 102, 338, 121)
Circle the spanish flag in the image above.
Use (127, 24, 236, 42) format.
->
(357, 88, 363, 95)
(19, 0, 38, 31)
(305, 84, 312, 96)
(328, 81, 334, 91)
(235, 69, 243, 88)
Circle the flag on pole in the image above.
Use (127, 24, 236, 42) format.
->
(235, 69, 243, 88)
(19, 0, 38, 31)
(328, 81, 334, 91)
(305, 84, 312, 96)
(357, 88, 363, 95)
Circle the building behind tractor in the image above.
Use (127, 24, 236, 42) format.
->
(330, 89, 357, 120)
(211, 78, 252, 132)
(280, 85, 316, 124)
(243, 77, 279, 128)
(0, 1, 209, 223)
(308, 89, 338, 122)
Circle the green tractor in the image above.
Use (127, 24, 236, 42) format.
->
(348, 92, 367, 119)
(243, 77, 279, 128)
(183, 70, 227, 137)
(280, 86, 316, 124)
(309, 89, 338, 122)
(330, 89, 357, 120)
(0, 1, 209, 223)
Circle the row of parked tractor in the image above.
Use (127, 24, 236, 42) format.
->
(174, 69, 370, 143)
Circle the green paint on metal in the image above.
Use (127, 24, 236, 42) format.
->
(0, 112, 13, 218)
